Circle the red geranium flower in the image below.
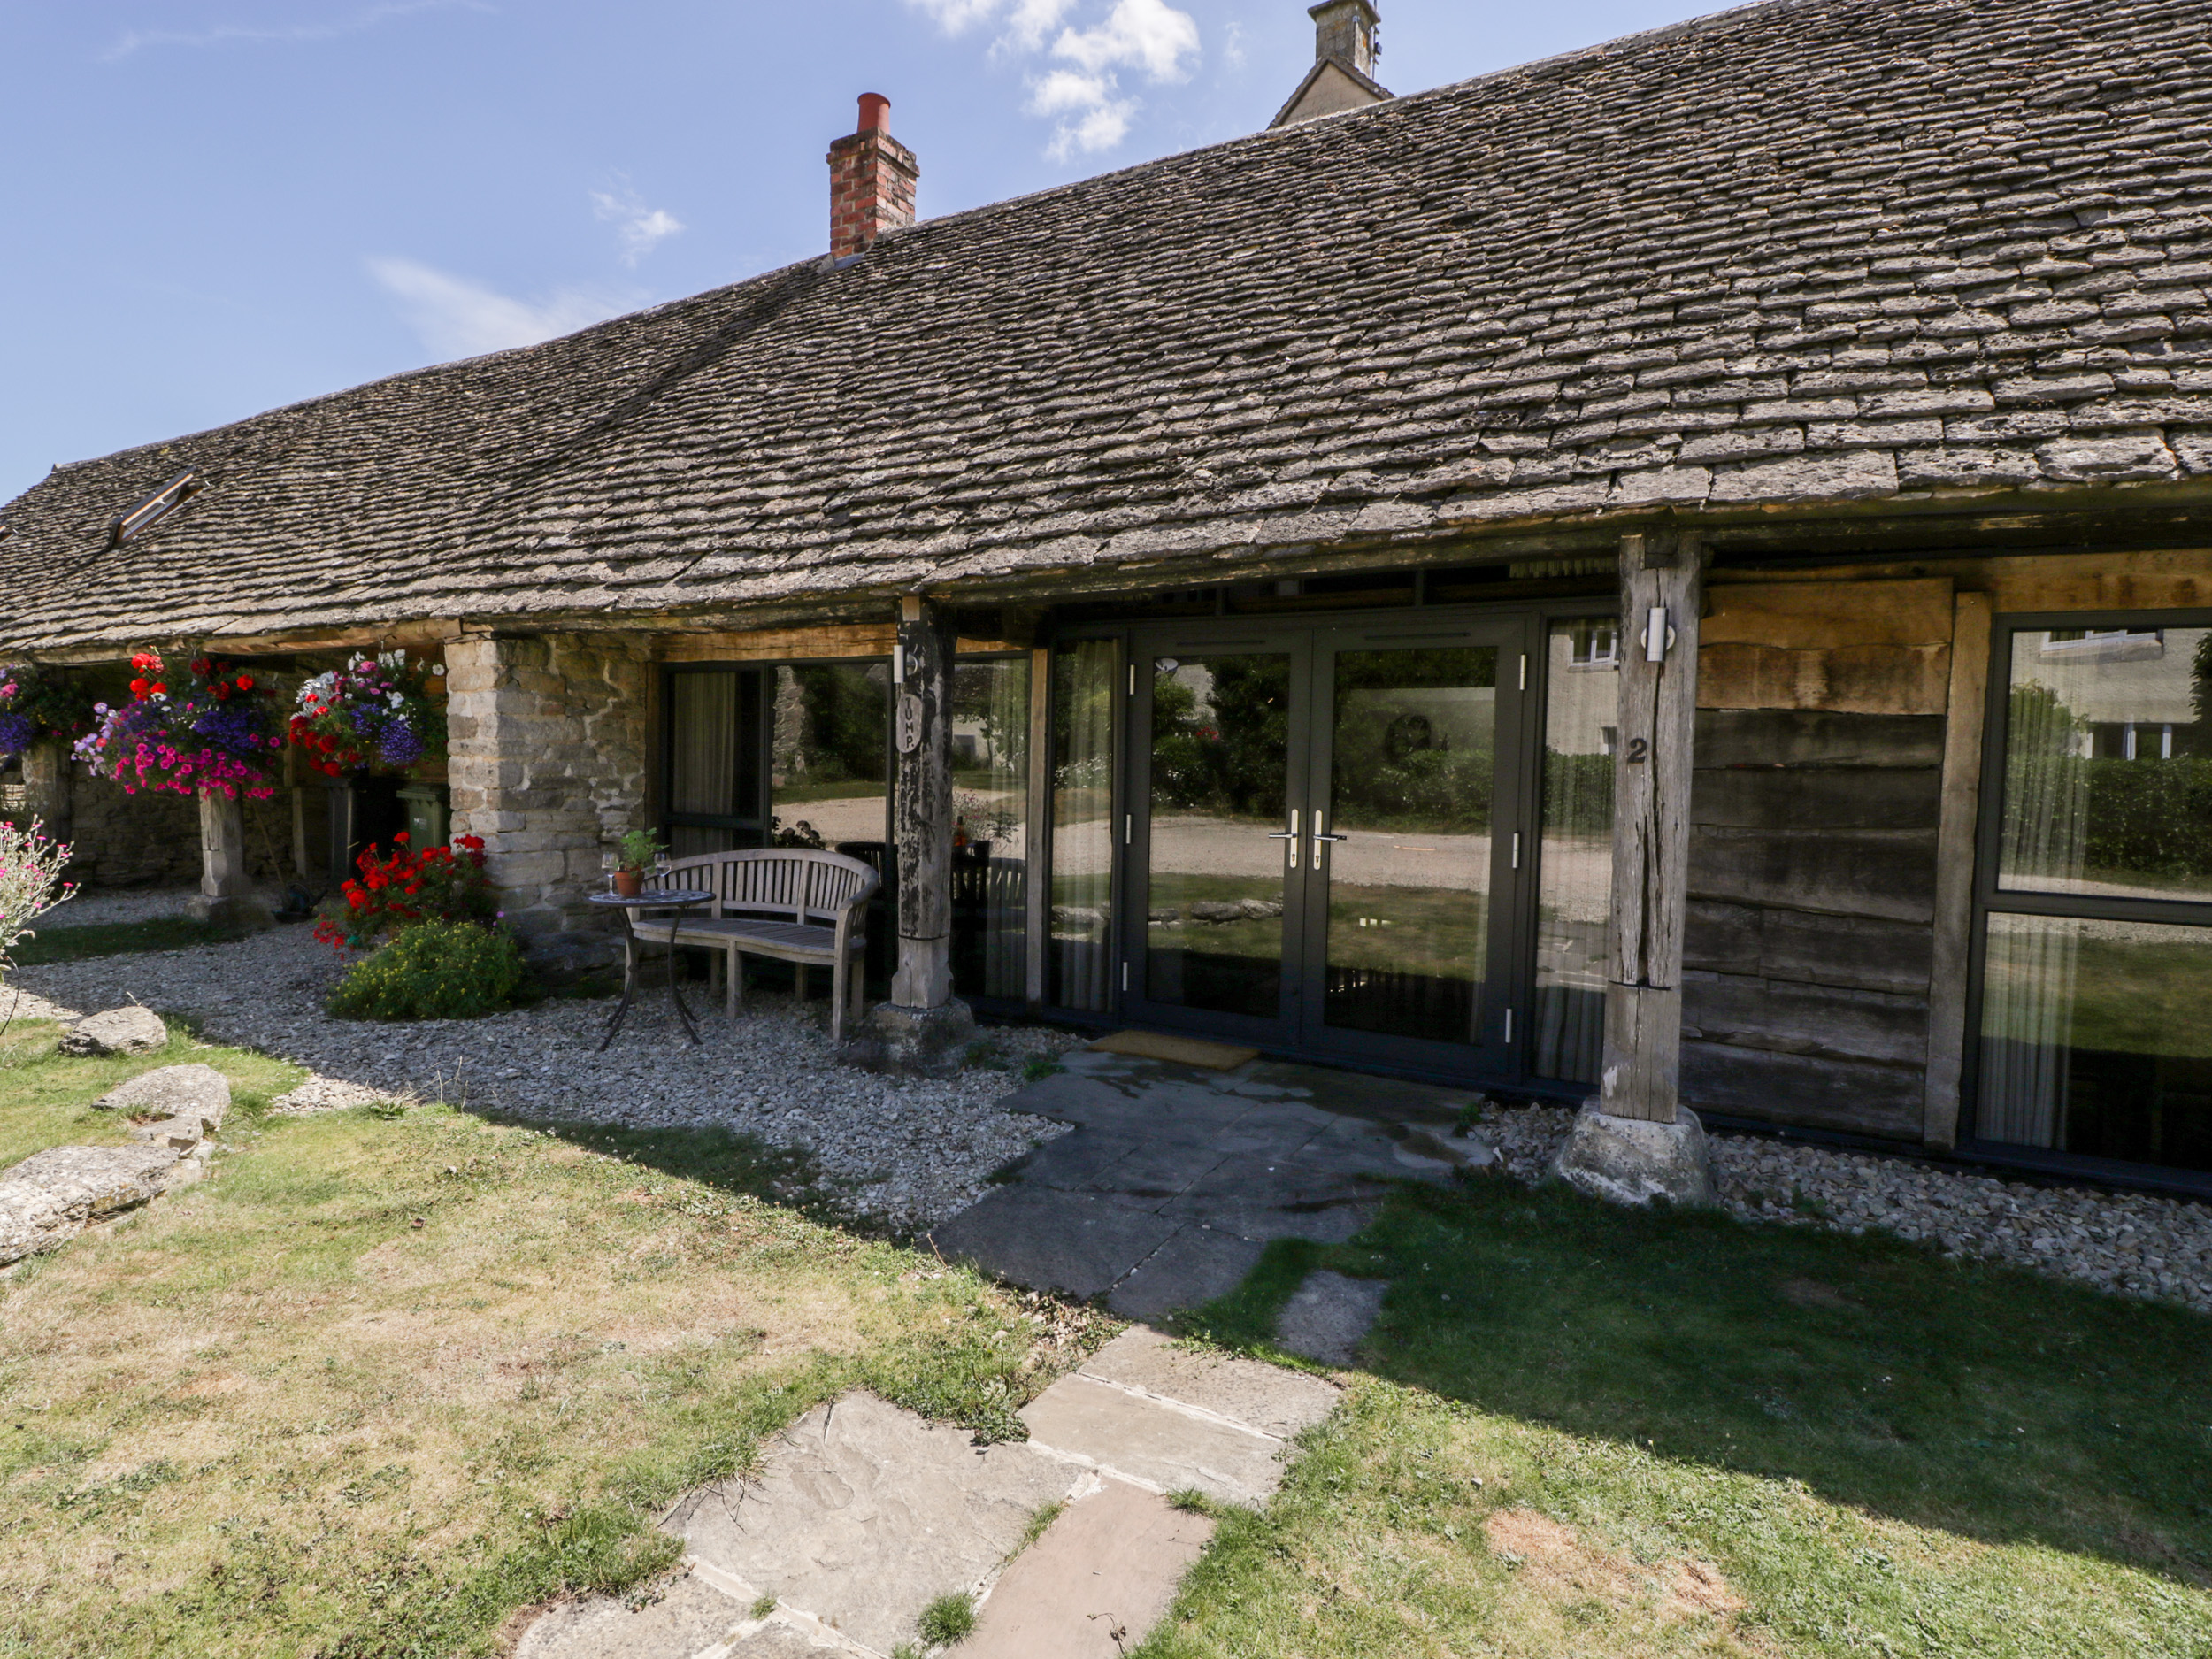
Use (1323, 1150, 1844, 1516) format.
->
(236, 674, 254, 690)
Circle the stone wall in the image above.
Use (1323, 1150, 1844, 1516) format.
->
(447, 633, 650, 933)
(38, 767, 313, 890)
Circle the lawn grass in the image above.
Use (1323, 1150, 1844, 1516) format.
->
(11, 917, 245, 966)
(0, 1041, 1112, 1658)
(0, 1018, 301, 1169)
(1144, 1179, 2212, 1657)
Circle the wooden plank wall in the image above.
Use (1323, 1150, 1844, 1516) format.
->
(1682, 578, 1954, 1141)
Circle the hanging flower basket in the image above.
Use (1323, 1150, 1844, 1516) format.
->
(290, 649, 448, 777)
(73, 650, 283, 799)
(0, 661, 96, 762)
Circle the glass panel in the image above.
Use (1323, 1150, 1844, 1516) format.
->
(1999, 626, 2212, 902)
(1321, 646, 1495, 1042)
(1146, 653, 1291, 1020)
(1533, 618, 1617, 1083)
(670, 672, 738, 820)
(670, 826, 738, 859)
(1051, 641, 1117, 1011)
(950, 657, 1029, 1001)
(1978, 913, 2212, 1171)
(772, 663, 889, 851)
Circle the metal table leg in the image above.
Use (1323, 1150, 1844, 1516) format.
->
(596, 910, 641, 1053)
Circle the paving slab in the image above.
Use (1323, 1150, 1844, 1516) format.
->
(512, 1569, 749, 1659)
(670, 1394, 1078, 1657)
(1276, 1271, 1389, 1367)
(1077, 1327, 1340, 1440)
(1018, 1372, 1289, 1507)
(1105, 1225, 1264, 1321)
(959, 1477, 1212, 1659)
(928, 1186, 1179, 1302)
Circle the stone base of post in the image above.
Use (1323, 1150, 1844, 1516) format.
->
(1548, 1102, 1717, 1208)
(843, 997, 976, 1079)
(189, 791, 273, 933)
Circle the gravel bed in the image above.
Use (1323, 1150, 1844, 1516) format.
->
(38, 885, 202, 930)
(1479, 1102, 2212, 1317)
(12, 926, 1079, 1230)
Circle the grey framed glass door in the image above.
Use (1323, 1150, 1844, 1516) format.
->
(1124, 627, 1314, 1046)
(1297, 618, 1532, 1071)
(1123, 615, 1535, 1070)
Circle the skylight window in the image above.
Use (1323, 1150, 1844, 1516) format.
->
(110, 472, 201, 548)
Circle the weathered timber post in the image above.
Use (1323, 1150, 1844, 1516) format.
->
(1551, 526, 1716, 1205)
(851, 595, 975, 1073)
(190, 789, 273, 932)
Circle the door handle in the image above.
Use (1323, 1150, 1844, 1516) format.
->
(1312, 810, 1347, 861)
(1269, 810, 1301, 868)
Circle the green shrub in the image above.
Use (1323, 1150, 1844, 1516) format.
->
(327, 920, 526, 1021)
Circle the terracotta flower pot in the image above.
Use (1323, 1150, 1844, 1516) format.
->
(614, 868, 643, 898)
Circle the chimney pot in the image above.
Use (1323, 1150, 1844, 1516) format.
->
(827, 93, 919, 260)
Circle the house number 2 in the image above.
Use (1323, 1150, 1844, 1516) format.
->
(1625, 737, 1649, 764)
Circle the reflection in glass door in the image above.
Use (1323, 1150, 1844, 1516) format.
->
(1314, 643, 1498, 1045)
(1121, 618, 1532, 1069)
(1142, 646, 1302, 1025)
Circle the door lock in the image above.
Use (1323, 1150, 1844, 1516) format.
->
(1312, 809, 1347, 862)
(1267, 810, 1301, 868)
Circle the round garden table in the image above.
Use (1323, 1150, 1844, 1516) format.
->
(587, 887, 715, 1051)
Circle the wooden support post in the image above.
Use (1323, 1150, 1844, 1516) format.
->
(1923, 590, 1992, 1150)
(891, 595, 956, 1009)
(1598, 527, 1705, 1125)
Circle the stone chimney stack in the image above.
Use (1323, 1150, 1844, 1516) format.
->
(827, 93, 918, 260)
(1310, 0, 1379, 79)
(1271, 0, 1390, 129)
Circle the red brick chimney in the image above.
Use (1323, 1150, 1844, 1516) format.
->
(828, 93, 918, 260)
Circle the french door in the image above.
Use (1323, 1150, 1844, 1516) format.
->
(1121, 614, 1538, 1075)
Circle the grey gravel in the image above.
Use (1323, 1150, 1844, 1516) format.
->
(1479, 1102, 2212, 1317)
(14, 926, 1078, 1230)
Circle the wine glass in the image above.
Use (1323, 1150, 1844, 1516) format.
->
(600, 849, 618, 893)
(653, 849, 672, 888)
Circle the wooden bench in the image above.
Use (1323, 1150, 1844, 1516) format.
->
(628, 849, 879, 1041)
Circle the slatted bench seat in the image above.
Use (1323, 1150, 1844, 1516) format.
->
(628, 849, 879, 1041)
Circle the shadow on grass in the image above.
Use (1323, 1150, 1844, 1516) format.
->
(1196, 1177, 2212, 1590)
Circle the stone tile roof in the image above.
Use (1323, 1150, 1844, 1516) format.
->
(7, 0, 2212, 650)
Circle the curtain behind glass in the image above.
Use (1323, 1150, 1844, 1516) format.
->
(1052, 640, 1116, 1011)
(671, 672, 738, 819)
(951, 657, 1030, 1001)
(1533, 618, 1617, 1085)
(1979, 912, 2077, 1147)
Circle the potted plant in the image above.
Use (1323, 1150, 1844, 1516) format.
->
(611, 827, 665, 898)
(289, 649, 447, 777)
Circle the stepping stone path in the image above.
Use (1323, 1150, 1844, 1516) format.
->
(0, 1056, 229, 1266)
(514, 1327, 1341, 1658)
(58, 1004, 168, 1056)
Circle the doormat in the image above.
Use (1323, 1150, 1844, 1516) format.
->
(1086, 1030, 1260, 1071)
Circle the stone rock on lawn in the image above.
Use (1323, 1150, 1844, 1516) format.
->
(59, 1005, 169, 1057)
(0, 1142, 180, 1265)
(95, 1064, 230, 1133)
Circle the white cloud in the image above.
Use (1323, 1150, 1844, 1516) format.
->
(1051, 0, 1199, 81)
(909, 0, 1194, 161)
(1025, 70, 1135, 159)
(903, 0, 1004, 33)
(590, 180, 684, 267)
(1000, 0, 1076, 53)
(103, 0, 485, 61)
(368, 257, 626, 361)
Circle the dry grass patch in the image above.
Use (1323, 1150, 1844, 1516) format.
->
(0, 1053, 1112, 1658)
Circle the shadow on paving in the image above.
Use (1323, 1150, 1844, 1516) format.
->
(926, 1048, 1486, 1320)
(1260, 1178, 2212, 1592)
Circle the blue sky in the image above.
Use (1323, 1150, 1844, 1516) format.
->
(2, 0, 1727, 506)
